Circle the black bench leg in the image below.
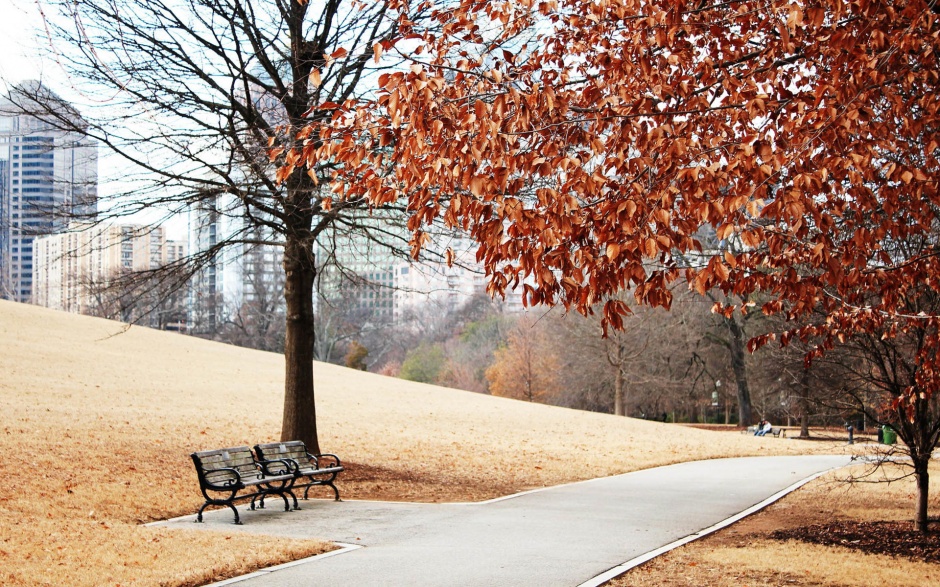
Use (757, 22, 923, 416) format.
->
(196, 490, 242, 524)
(196, 501, 241, 524)
(196, 502, 209, 523)
(303, 481, 341, 501)
(267, 490, 293, 512)
(259, 487, 292, 512)
(327, 481, 341, 501)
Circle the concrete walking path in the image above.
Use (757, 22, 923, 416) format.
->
(155, 455, 852, 586)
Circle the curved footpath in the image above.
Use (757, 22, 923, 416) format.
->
(155, 455, 852, 587)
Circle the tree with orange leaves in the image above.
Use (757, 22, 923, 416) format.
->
(294, 0, 940, 530)
(486, 314, 561, 402)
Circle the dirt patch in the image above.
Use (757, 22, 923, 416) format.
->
(341, 461, 519, 502)
(771, 520, 940, 562)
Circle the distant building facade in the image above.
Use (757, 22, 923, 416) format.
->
(182, 74, 288, 335)
(0, 81, 97, 303)
(317, 227, 524, 325)
(188, 193, 284, 334)
(393, 236, 488, 321)
(315, 216, 404, 322)
(33, 223, 186, 325)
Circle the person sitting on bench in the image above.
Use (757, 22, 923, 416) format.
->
(755, 420, 772, 436)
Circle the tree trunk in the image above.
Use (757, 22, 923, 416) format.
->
(799, 367, 811, 438)
(613, 368, 624, 415)
(279, 0, 322, 454)
(914, 456, 930, 533)
(281, 233, 320, 454)
(609, 341, 626, 416)
(725, 315, 753, 425)
(613, 356, 624, 416)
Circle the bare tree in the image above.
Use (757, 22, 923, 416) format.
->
(82, 267, 188, 328)
(12, 0, 438, 451)
(216, 243, 288, 352)
(486, 313, 562, 403)
(817, 302, 940, 532)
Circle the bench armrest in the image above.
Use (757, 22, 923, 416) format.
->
(200, 467, 243, 490)
(313, 453, 342, 468)
(260, 458, 295, 476)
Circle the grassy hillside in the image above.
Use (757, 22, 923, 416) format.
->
(0, 300, 843, 586)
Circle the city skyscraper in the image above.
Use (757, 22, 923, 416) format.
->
(0, 81, 97, 302)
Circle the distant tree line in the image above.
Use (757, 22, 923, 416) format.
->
(314, 283, 869, 433)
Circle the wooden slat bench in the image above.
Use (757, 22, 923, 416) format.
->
(254, 440, 344, 506)
(191, 445, 296, 524)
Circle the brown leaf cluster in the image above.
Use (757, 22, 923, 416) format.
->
(288, 0, 940, 404)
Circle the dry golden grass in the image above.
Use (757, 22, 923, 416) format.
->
(610, 462, 940, 587)
(0, 520, 328, 587)
(0, 300, 858, 586)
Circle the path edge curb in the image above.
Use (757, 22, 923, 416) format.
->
(575, 464, 845, 587)
(200, 542, 362, 587)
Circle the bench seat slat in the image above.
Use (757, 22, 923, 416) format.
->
(198, 455, 255, 467)
(296, 466, 344, 476)
(241, 474, 294, 486)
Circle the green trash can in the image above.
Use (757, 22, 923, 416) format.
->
(882, 425, 897, 445)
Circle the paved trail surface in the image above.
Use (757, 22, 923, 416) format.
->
(158, 455, 851, 587)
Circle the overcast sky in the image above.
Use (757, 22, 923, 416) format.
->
(0, 0, 62, 89)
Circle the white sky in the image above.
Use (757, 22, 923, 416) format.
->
(0, 1, 63, 88)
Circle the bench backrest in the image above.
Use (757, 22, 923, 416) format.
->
(255, 441, 316, 469)
(192, 446, 261, 485)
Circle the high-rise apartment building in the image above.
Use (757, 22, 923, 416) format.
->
(315, 215, 404, 322)
(0, 81, 97, 302)
(318, 224, 525, 324)
(32, 223, 187, 323)
(181, 74, 288, 335)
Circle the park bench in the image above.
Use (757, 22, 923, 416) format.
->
(254, 440, 344, 506)
(191, 445, 295, 524)
(743, 425, 787, 437)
